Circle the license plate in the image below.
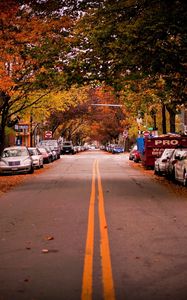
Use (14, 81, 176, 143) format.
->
(12, 167, 18, 171)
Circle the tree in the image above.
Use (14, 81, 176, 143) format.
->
(0, 1, 72, 153)
(44, 84, 126, 144)
(69, 0, 187, 132)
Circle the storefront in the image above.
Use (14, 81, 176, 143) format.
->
(14, 123, 30, 146)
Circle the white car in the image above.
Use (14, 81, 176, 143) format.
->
(174, 151, 187, 186)
(0, 146, 34, 174)
(28, 147, 44, 169)
(154, 149, 174, 175)
(166, 148, 187, 180)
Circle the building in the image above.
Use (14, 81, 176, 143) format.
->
(14, 122, 31, 146)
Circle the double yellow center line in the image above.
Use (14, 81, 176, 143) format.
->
(81, 159, 116, 300)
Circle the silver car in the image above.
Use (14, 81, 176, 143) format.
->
(28, 147, 44, 169)
(174, 151, 187, 186)
(0, 146, 34, 175)
(154, 149, 174, 175)
(165, 148, 187, 180)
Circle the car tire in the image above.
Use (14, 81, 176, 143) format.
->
(154, 168, 158, 175)
(134, 157, 139, 163)
(171, 168, 176, 182)
(157, 168, 162, 176)
(28, 166, 34, 174)
(183, 171, 187, 187)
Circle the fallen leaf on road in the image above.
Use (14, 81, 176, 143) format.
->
(45, 236, 54, 241)
(42, 249, 49, 253)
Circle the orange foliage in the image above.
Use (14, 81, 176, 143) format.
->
(0, 2, 71, 92)
(87, 86, 126, 142)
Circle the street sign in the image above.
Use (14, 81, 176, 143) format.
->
(143, 131, 150, 138)
(123, 130, 128, 138)
(44, 131, 52, 139)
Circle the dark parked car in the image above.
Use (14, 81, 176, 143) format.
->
(61, 141, 74, 154)
(112, 145, 124, 154)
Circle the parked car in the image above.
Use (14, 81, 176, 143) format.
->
(174, 151, 187, 186)
(112, 145, 124, 154)
(129, 145, 141, 162)
(0, 146, 34, 175)
(38, 140, 61, 159)
(28, 147, 43, 169)
(61, 141, 74, 154)
(45, 146, 57, 161)
(129, 145, 137, 160)
(37, 147, 52, 163)
(154, 148, 174, 175)
(165, 148, 187, 180)
(137, 135, 187, 169)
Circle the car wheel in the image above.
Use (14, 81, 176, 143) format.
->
(154, 168, 158, 175)
(134, 157, 139, 163)
(171, 168, 176, 182)
(183, 171, 187, 187)
(28, 166, 34, 174)
(157, 167, 162, 176)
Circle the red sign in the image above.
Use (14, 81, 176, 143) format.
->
(44, 131, 52, 139)
(143, 131, 149, 137)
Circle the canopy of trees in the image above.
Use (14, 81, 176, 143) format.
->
(0, 0, 72, 152)
(0, 0, 186, 151)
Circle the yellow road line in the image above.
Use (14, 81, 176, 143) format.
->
(81, 160, 96, 300)
(82, 159, 116, 300)
(96, 160, 116, 300)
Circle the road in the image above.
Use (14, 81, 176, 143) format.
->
(0, 150, 187, 300)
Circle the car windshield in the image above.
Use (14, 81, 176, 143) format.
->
(40, 140, 58, 147)
(29, 149, 38, 155)
(161, 149, 173, 159)
(2, 148, 28, 158)
(38, 148, 46, 153)
(174, 149, 187, 159)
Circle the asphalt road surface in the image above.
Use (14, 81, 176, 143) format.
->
(0, 150, 187, 300)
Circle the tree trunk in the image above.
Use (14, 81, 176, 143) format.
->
(167, 105, 176, 133)
(0, 92, 11, 154)
(169, 111, 176, 133)
(162, 104, 167, 134)
(0, 120, 6, 155)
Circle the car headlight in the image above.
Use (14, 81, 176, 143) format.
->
(0, 160, 7, 166)
(23, 158, 32, 165)
(32, 158, 38, 162)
